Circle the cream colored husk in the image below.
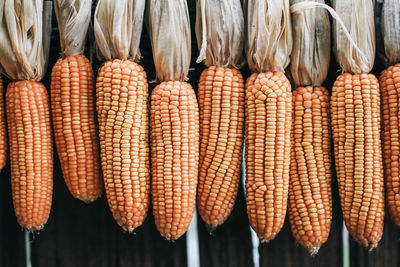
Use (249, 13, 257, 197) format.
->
(147, 0, 191, 82)
(290, 0, 331, 87)
(54, 0, 91, 57)
(244, 0, 292, 73)
(94, 0, 145, 61)
(0, 0, 51, 81)
(332, 0, 375, 74)
(195, 0, 245, 69)
(380, 0, 400, 66)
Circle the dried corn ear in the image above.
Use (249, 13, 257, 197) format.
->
(96, 59, 150, 232)
(6, 80, 53, 230)
(151, 81, 199, 241)
(51, 54, 102, 202)
(0, 75, 7, 170)
(289, 86, 332, 254)
(331, 73, 384, 249)
(380, 64, 400, 226)
(197, 66, 245, 231)
(245, 71, 292, 242)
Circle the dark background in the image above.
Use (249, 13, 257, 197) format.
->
(1, 0, 399, 266)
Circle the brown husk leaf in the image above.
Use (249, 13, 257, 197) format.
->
(332, 0, 375, 74)
(0, 0, 52, 81)
(290, 0, 331, 87)
(195, 0, 245, 69)
(244, 0, 292, 73)
(147, 0, 191, 82)
(379, 0, 400, 66)
(54, 0, 92, 57)
(94, 0, 145, 61)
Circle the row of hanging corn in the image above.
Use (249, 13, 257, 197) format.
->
(0, 0, 398, 254)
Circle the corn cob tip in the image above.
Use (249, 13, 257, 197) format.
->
(260, 238, 271, 244)
(26, 224, 44, 233)
(80, 196, 101, 204)
(367, 242, 378, 253)
(308, 247, 320, 256)
(121, 224, 135, 233)
(206, 224, 217, 235)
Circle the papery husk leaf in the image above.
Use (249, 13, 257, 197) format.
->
(0, 0, 52, 81)
(245, 0, 292, 73)
(147, 0, 191, 81)
(332, 0, 375, 74)
(54, 0, 92, 57)
(195, 0, 245, 69)
(94, 0, 145, 61)
(290, 0, 331, 87)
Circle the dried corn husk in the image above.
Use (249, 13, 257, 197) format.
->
(244, 0, 292, 73)
(332, 0, 375, 74)
(379, 0, 400, 66)
(94, 0, 145, 61)
(0, 0, 52, 81)
(54, 0, 92, 57)
(195, 0, 245, 69)
(290, 0, 331, 87)
(147, 0, 191, 82)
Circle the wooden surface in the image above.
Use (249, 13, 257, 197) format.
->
(349, 216, 400, 267)
(30, 158, 188, 267)
(259, 179, 343, 267)
(197, 183, 254, 267)
(0, 164, 26, 267)
(1, 1, 400, 267)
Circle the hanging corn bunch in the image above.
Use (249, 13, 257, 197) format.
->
(195, 0, 245, 232)
(378, 0, 400, 227)
(288, 0, 332, 254)
(94, 0, 149, 232)
(0, 0, 52, 230)
(244, 0, 293, 242)
(0, 74, 7, 171)
(331, 0, 384, 250)
(148, 0, 199, 241)
(51, 0, 102, 203)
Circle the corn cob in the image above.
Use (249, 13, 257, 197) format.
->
(96, 59, 150, 232)
(0, 75, 7, 170)
(289, 86, 331, 254)
(379, 0, 400, 229)
(380, 63, 400, 226)
(151, 81, 199, 241)
(331, 73, 384, 250)
(245, 71, 292, 242)
(51, 54, 102, 202)
(6, 80, 53, 230)
(197, 66, 244, 231)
